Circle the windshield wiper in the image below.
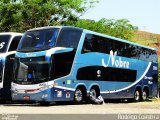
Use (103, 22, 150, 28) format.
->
(17, 47, 52, 52)
(38, 47, 52, 51)
(17, 47, 35, 52)
(17, 47, 41, 52)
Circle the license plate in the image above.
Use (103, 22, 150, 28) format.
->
(23, 96, 30, 100)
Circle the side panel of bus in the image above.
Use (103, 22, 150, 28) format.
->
(0, 35, 22, 100)
(71, 31, 158, 100)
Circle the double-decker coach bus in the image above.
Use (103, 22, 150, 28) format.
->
(11, 26, 158, 105)
(0, 32, 22, 102)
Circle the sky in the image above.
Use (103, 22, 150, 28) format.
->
(81, 0, 160, 34)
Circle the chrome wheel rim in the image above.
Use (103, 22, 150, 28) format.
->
(135, 91, 140, 101)
(75, 89, 83, 102)
(90, 89, 97, 101)
(142, 91, 147, 100)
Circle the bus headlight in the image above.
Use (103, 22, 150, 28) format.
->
(39, 85, 53, 91)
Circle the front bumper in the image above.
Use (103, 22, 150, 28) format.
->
(12, 88, 54, 102)
(12, 86, 74, 102)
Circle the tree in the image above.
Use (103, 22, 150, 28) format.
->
(0, 0, 98, 32)
(0, 0, 138, 40)
(108, 19, 138, 40)
(63, 18, 138, 40)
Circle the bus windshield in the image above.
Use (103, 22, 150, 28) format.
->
(0, 35, 11, 53)
(17, 28, 59, 52)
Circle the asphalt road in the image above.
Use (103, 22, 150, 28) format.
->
(0, 100, 160, 114)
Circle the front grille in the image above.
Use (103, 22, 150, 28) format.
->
(19, 56, 45, 62)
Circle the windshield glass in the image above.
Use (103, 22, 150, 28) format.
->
(0, 35, 11, 53)
(17, 28, 59, 52)
(14, 56, 50, 84)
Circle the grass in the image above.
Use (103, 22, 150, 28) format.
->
(131, 31, 160, 46)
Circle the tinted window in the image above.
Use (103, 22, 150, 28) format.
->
(82, 34, 104, 53)
(82, 34, 117, 54)
(82, 34, 157, 62)
(0, 35, 11, 53)
(81, 34, 93, 53)
(9, 36, 22, 51)
(56, 28, 82, 49)
(18, 28, 59, 52)
(77, 66, 137, 82)
(14, 56, 50, 84)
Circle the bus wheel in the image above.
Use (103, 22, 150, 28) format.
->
(134, 90, 141, 102)
(74, 88, 84, 104)
(142, 90, 148, 101)
(90, 88, 97, 102)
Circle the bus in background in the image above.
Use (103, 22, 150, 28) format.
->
(0, 32, 23, 102)
(11, 26, 158, 105)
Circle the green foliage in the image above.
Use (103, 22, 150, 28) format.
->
(158, 60, 160, 90)
(62, 18, 138, 40)
(0, 0, 138, 40)
(0, 0, 98, 32)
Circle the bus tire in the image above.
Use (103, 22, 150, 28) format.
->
(90, 88, 97, 102)
(89, 86, 100, 103)
(133, 89, 141, 102)
(142, 90, 148, 101)
(74, 88, 84, 104)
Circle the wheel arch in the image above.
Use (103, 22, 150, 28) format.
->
(75, 83, 87, 90)
(134, 85, 142, 93)
(89, 84, 100, 96)
(75, 84, 87, 97)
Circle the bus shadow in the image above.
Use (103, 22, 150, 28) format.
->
(0, 101, 76, 107)
(1, 99, 154, 107)
(104, 99, 153, 104)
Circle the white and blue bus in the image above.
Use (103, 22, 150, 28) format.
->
(11, 26, 158, 104)
(0, 32, 22, 101)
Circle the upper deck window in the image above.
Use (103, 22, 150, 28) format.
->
(0, 35, 11, 53)
(56, 28, 82, 49)
(17, 28, 59, 52)
(82, 34, 157, 63)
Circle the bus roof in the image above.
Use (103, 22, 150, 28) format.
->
(27, 26, 156, 51)
(27, 26, 83, 32)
